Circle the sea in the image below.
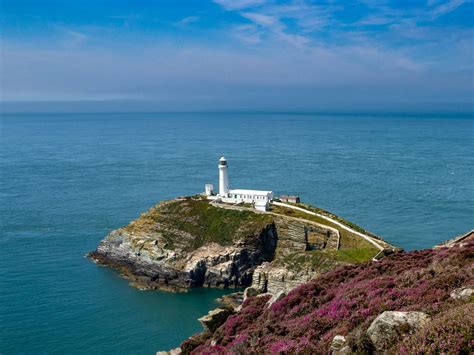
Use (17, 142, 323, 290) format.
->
(1, 112, 473, 354)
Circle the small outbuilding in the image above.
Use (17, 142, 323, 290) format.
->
(279, 195, 300, 204)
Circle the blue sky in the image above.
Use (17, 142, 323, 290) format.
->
(0, 0, 473, 111)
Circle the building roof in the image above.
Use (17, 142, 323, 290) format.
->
(229, 189, 272, 195)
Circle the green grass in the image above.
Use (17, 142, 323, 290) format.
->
(126, 198, 273, 251)
(320, 248, 379, 263)
(271, 204, 380, 261)
(277, 201, 380, 239)
(279, 247, 379, 273)
(123, 197, 381, 266)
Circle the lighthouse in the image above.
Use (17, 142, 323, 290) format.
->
(218, 156, 229, 196)
(204, 156, 273, 211)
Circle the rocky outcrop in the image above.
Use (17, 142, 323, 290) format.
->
(366, 311, 431, 351)
(272, 215, 340, 254)
(198, 307, 234, 333)
(250, 215, 344, 294)
(330, 335, 349, 354)
(251, 262, 319, 294)
(91, 196, 395, 299)
(89, 198, 278, 291)
(266, 290, 286, 307)
(450, 286, 474, 300)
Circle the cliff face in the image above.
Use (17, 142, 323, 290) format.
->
(89, 196, 393, 292)
(89, 198, 277, 290)
(182, 236, 474, 354)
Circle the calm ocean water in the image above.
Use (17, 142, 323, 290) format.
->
(1, 112, 473, 354)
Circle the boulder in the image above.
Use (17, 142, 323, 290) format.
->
(198, 307, 234, 333)
(243, 287, 259, 301)
(330, 335, 350, 354)
(367, 311, 430, 351)
(450, 287, 474, 300)
(267, 290, 286, 307)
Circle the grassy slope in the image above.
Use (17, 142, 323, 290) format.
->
(271, 204, 381, 264)
(122, 197, 383, 268)
(123, 198, 273, 251)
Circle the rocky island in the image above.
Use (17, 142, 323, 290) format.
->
(88, 195, 394, 293)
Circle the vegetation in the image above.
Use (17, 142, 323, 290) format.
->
(397, 302, 473, 354)
(124, 198, 273, 251)
(271, 204, 381, 254)
(295, 202, 380, 239)
(184, 242, 474, 353)
(274, 247, 379, 274)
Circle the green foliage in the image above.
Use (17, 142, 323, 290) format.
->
(125, 199, 273, 251)
(271, 204, 380, 257)
(280, 247, 378, 273)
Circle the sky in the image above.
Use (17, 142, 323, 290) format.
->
(0, 0, 473, 112)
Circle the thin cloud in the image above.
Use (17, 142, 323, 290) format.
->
(175, 16, 200, 26)
(428, 0, 469, 20)
(213, 0, 267, 11)
(232, 24, 262, 44)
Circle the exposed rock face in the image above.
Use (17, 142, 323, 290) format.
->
(91, 197, 394, 300)
(330, 335, 350, 354)
(366, 311, 431, 351)
(89, 197, 368, 293)
(251, 215, 344, 294)
(89, 198, 278, 291)
(266, 290, 286, 307)
(242, 287, 259, 301)
(198, 307, 234, 333)
(252, 262, 317, 294)
(450, 286, 474, 300)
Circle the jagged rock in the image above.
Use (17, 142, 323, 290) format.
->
(367, 311, 430, 351)
(217, 292, 244, 310)
(243, 287, 259, 301)
(330, 335, 350, 354)
(450, 286, 474, 300)
(89, 197, 393, 296)
(198, 307, 234, 333)
(267, 290, 286, 307)
(88, 198, 278, 291)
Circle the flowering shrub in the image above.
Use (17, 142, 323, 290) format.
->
(186, 242, 474, 354)
(397, 302, 474, 354)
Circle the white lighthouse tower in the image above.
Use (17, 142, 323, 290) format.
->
(218, 156, 229, 197)
(204, 156, 273, 211)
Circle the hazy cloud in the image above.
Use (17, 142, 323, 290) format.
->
(175, 16, 200, 26)
(1, 0, 472, 110)
(213, 0, 267, 10)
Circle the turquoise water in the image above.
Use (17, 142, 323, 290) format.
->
(1, 112, 473, 354)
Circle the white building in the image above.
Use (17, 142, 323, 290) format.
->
(204, 156, 273, 211)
